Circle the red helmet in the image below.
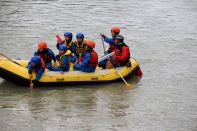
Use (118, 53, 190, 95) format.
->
(86, 40, 95, 49)
(38, 41, 47, 49)
(111, 26, 120, 34)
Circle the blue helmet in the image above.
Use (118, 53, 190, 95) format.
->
(76, 33, 84, 39)
(59, 44, 67, 50)
(31, 56, 41, 64)
(116, 35, 124, 41)
(64, 32, 73, 39)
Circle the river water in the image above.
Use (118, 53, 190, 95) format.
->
(0, 0, 197, 131)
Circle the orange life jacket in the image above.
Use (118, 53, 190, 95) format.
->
(38, 49, 52, 62)
(88, 50, 98, 67)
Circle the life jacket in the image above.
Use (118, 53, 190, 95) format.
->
(37, 49, 52, 62)
(88, 50, 98, 67)
(63, 40, 73, 49)
(75, 40, 87, 54)
(116, 43, 130, 65)
(59, 50, 71, 67)
(108, 44, 116, 53)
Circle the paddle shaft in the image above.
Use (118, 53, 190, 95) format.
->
(101, 36, 106, 54)
(0, 53, 20, 65)
(115, 67, 131, 87)
(100, 37, 131, 88)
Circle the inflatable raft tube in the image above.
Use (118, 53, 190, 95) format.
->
(0, 57, 141, 87)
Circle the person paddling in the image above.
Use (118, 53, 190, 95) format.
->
(100, 26, 120, 54)
(99, 26, 120, 68)
(34, 41, 57, 71)
(27, 56, 45, 88)
(74, 40, 98, 72)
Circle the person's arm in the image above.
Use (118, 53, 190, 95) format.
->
(81, 53, 91, 68)
(62, 56, 69, 71)
(71, 43, 76, 54)
(27, 62, 33, 88)
(48, 49, 57, 62)
(56, 42, 60, 50)
(72, 42, 77, 55)
(27, 62, 33, 73)
(115, 47, 130, 61)
(35, 67, 45, 81)
(103, 36, 115, 45)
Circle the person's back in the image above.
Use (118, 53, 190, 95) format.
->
(74, 40, 98, 72)
(27, 56, 45, 88)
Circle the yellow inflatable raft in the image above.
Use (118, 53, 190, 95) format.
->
(0, 55, 141, 87)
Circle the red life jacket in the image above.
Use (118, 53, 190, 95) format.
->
(115, 43, 130, 66)
(108, 44, 116, 53)
(38, 49, 52, 62)
(88, 50, 98, 67)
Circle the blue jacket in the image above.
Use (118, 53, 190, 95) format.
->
(60, 55, 70, 71)
(34, 48, 56, 63)
(80, 51, 96, 72)
(27, 62, 44, 81)
(103, 36, 116, 45)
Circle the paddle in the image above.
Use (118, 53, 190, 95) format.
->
(100, 36, 132, 89)
(101, 36, 106, 54)
(0, 53, 21, 66)
(56, 34, 63, 43)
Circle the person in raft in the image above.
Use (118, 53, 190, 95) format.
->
(110, 35, 131, 67)
(52, 44, 76, 73)
(27, 56, 45, 88)
(73, 32, 87, 63)
(56, 32, 75, 53)
(34, 41, 57, 71)
(74, 40, 98, 72)
(99, 26, 120, 69)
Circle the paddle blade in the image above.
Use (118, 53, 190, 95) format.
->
(56, 35, 63, 43)
(126, 83, 133, 89)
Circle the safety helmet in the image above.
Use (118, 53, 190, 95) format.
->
(111, 26, 120, 34)
(64, 32, 73, 38)
(59, 44, 67, 50)
(86, 40, 95, 49)
(38, 41, 47, 49)
(116, 35, 124, 41)
(31, 56, 41, 64)
(76, 33, 84, 39)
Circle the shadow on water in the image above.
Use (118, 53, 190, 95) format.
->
(0, 75, 142, 91)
